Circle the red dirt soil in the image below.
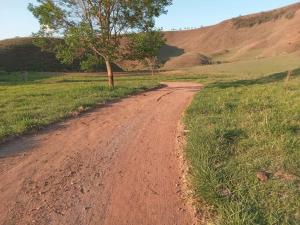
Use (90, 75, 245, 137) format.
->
(0, 82, 202, 225)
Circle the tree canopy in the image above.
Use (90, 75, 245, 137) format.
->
(29, 0, 172, 87)
(127, 29, 165, 75)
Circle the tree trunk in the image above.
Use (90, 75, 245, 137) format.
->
(151, 64, 154, 76)
(286, 70, 292, 83)
(149, 57, 155, 76)
(105, 60, 114, 88)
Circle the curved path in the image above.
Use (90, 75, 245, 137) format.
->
(0, 82, 201, 225)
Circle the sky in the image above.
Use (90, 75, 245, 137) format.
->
(0, 0, 299, 40)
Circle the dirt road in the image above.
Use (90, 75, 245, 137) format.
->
(0, 82, 201, 225)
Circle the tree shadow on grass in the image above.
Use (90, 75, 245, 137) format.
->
(0, 72, 56, 84)
(210, 68, 300, 89)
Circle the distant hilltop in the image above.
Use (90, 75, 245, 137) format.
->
(1, 2, 300, 71)
(162, 2, 300, 69)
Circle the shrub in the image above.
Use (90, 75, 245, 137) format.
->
(233, 5, 299, 28)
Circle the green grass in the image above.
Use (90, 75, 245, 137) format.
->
(0, 72, 159, 142)
(185, 69, 300, 224)
(0, 57, 299, 225)
(186, 54, 300, 76)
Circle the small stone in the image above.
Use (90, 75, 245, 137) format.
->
(256, 171, 270, 182)
(85, 206, 92, 210)
(95, 172, 100, 177)
(80, 187, 85, 194)
(70, 171, 76, 176)
(55, 209, 65, 216)
(220, 187, 232, 197)
(78, 106, 85, 112)
(71, 111, 79, 117)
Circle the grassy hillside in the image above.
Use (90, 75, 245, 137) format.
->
(232, 3, 299, 28)
(0, 38, 83, 72)
(163, 2, 300, 69)
(186, 53, 300, 76)
(2, 3, 300, 73)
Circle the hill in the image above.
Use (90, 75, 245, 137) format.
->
(162, 2, 300, 69)
(1, 2, 300, 72)
(0, 38, 83, 72)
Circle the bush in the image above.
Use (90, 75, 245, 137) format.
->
(233, 6, 298, 28)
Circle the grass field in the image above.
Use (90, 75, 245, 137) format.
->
(185, 69, 300, 224)
(0, 72, 159, 143)
(186, 53, 300, 76)
(0, 58, 299, 225)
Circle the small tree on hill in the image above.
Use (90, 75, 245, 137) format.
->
(28, 0, 172, 88)
(127, 29, 165, 75)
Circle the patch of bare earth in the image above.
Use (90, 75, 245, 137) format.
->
(0, 82, 202, 225)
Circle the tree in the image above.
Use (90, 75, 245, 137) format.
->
(127, 29, 165, 75)
(28, 0, 172, 88)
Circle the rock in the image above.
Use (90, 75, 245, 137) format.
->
(256, 171, 270, 182)
(85, 206, 92, 210)
(71, 111, 79, 117)
(78, 106, 85, 112)
(220, 187, 232, 197)
(183, 130, 190, 135)
(80, 187, 85, 194)
(70, 171, 76, 176)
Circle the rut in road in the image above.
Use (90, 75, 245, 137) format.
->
(0, 82, 202, 225)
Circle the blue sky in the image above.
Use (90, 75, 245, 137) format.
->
(0, 0, 299, 40)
